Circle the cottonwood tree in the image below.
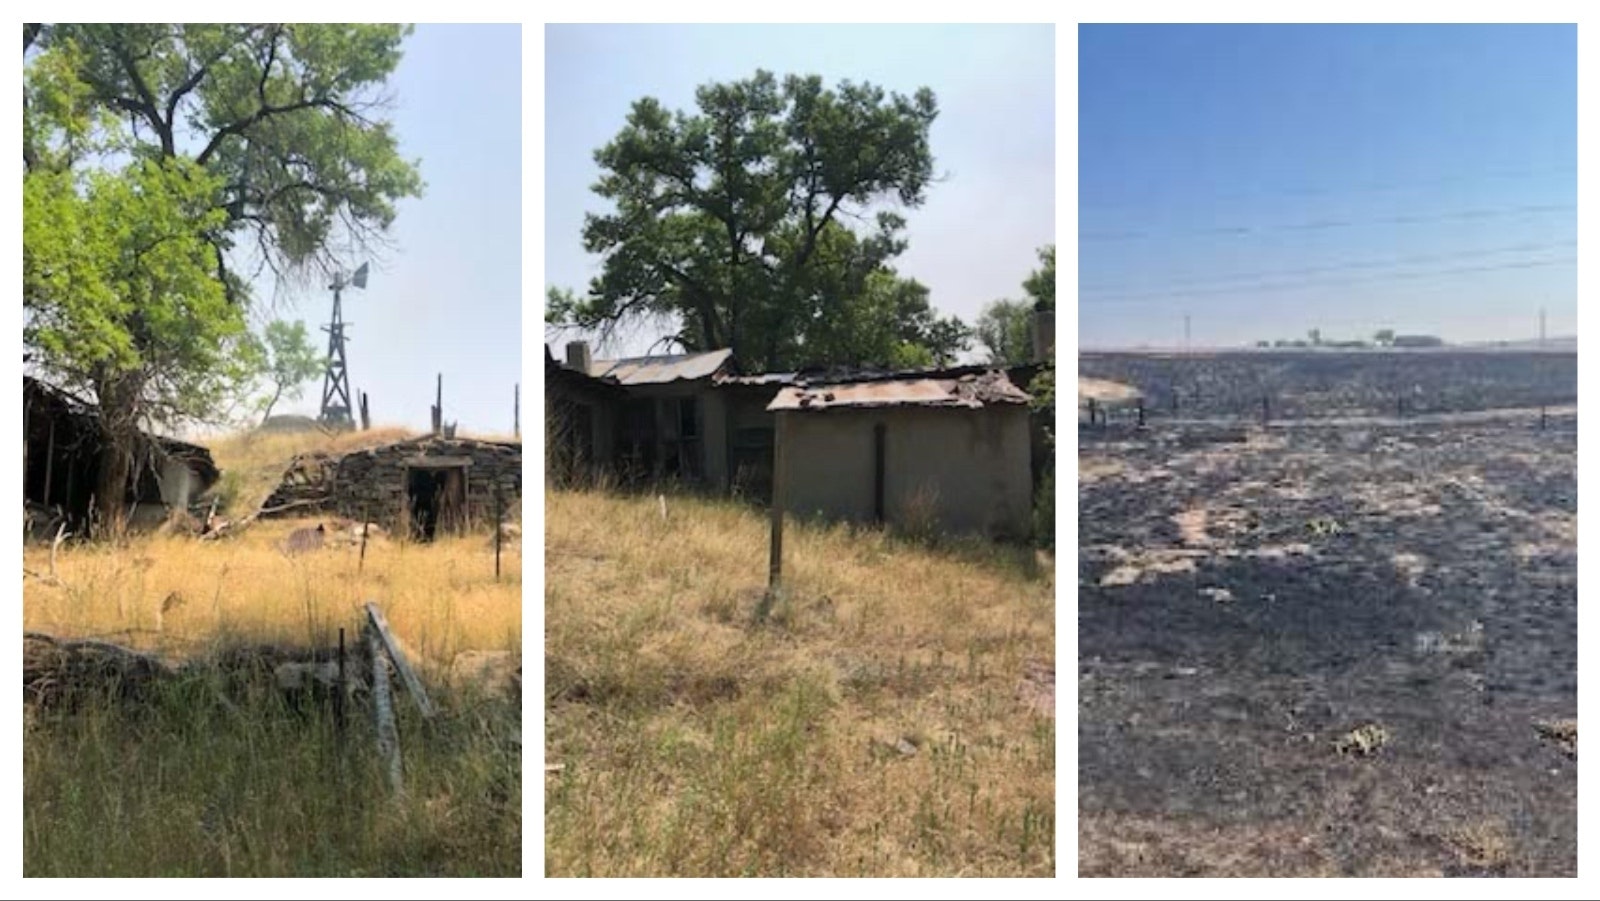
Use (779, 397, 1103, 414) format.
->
(23, 24, 422, 534)
(976, 299, 1034, 366)
(547, 70, 967, 371)
(256, 320, 323, 424)
(1023, 244, 1054, 310)
(976, 245, 1056, 365)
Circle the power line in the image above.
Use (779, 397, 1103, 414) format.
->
(1079, 256, 1577, 306)
(1081, 202, 1574, 243)
(1081, 241, 1577, 297)
(1079, 164, 1577, 211)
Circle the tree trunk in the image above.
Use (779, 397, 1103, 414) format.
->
(91, 372, 142, 540)
(94, 429, 132, 539)
(259, 385, 284, 427)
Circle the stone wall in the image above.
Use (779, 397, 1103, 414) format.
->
(330, 437, 521, 532)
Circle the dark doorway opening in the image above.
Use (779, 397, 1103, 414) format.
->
(618, 399, 658, 482)
(406, 464, 467, 541)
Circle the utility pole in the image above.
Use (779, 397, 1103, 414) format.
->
(1184, 313, 1192, 354)
(1540, 307, 1547, 348)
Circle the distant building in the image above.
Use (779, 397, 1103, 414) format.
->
(1391, 334, 1445, 348)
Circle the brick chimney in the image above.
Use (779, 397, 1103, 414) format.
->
(1031, 305, 1055, 363)
(565, 341, 592, 373)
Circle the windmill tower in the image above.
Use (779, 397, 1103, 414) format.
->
(318, 262, 368, 429)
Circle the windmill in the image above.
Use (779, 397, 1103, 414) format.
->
(318, 262, 368, 429)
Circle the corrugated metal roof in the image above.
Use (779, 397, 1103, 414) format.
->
(715, 372, 799, 387)
(767, 370, 1031, 412)
(586, 348, 735, 385)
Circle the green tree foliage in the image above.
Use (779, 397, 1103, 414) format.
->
(1022, 244, 1054, 310)
(1374, 328, 1395, 347)
(976, 245, 1055, 365)
(547, 70, 967, 371)
(976, 299, 1034, 366)
(25, 159, 260, 529)
(256, 320, 323, 423)
(23, 24, 422, 533)
(1028, 355, 1055, 549)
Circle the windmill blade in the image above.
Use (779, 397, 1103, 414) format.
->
(352, 262, 370, 290)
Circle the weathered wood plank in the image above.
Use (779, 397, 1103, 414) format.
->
(363, 602, 435, 718)
(367, 624, 404, 796)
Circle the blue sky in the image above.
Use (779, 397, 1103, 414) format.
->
(544, 23, 1055, 362)
(1079, 24, 1577, 349)
(262, 24, 522, 433)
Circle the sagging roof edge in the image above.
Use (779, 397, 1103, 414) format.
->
(766, 370, 1034, 413)
(25, 376, 220, 482)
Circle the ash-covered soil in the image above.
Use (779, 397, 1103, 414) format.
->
(1079, 351, 1576, 420)
(1078, 411, 1575, 876)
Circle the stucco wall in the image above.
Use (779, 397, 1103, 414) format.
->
(778, 405, 1033, 540)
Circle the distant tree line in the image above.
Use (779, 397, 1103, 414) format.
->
(1253, 328, 1442, 349)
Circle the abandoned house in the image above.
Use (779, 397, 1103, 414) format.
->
(547, 342, 747, 485)
(767, 370, 1035, 540)
(23, 375, 220, 536)
(546, 345, 623, 479)
(544, 309, 1050, 540)
(263, 435, 521, 541)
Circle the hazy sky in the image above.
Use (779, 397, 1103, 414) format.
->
(1079, 24, 1577, 349)
(262, 24, 522, 434)
(544, 23, 1055, 362)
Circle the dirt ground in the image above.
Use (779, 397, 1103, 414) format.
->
(1078, 410, 1575, 876)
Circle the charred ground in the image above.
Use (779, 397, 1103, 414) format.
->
(1078, 353, 1575, 877)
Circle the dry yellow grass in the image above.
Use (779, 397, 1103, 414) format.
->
(545, 488, 1055, 877)
(24, 517, 520, 667)
(23, 431, 523, 877)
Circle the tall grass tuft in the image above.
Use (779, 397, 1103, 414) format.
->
(24, 504, 521, 876)
(546, 487, 1054, 877)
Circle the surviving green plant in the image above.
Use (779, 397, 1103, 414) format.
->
(257, 320, 325, 425)
(977, 245, 1056, 366)
(1030, 353, 1055, 549)
(23, 24, 423, 533)
(546, 70, 968, 371)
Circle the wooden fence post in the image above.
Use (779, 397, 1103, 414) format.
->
(494, 486, 503, 582)
(335, 627, 347, 738)
(367, 622, 403, 796)
(768, 411, 788, 592)
(430, 374, 443, 436)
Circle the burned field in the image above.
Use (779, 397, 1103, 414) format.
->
(1079, 349, 1576, 420)
(1078, 357, 1575, 877)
